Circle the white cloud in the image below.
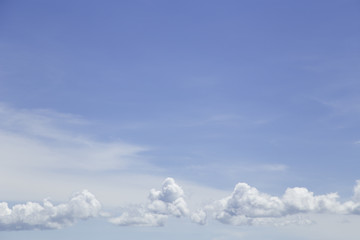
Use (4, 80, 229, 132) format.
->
(192, 180, 360, 226)
(0, 103, 230, 215)
(3, 103, 360, 231)
(353, 180, 360, 202)
(191, 209, 207, 225)
(0, 103, 163, 207)
(0, 190, 101, 231)
(109, 208, 168, 227)
(110, 178, 189, 227)
(0, 103, 147, 172)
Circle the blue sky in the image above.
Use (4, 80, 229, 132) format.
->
(1, 0, 360, 239)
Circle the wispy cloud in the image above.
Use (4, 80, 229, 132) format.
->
(0, 103, 89, 142)
(2, 103, 360, 232)
(0, 103, 164, 207)
(0, 103, 147, 172)
(0, 103, 229, 211)
(187, 163, 288, 176)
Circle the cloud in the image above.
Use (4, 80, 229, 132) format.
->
(0, 103, 229, 212)
(0, 103, 147, 172)
(109, 208, 168, 227)
(192, 180, 360, 226)
(0, 103, 164, 208)
(354, 180, 360, 202)
(2, 103, 360, 230)
(0, 190, 101, 231)
(109, 178, 189, 227)
(190, 209, 207, 225)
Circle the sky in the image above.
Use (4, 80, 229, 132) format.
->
(0, 0, 360, 239)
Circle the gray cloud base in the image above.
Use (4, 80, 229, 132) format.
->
(0, 190, 101, 231)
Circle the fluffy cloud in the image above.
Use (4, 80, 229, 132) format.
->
(192, 180, 360, 226)
(110, 178, 189, 227)
(2, 178, 360, 230)
(0, 190, 101, 231)
(190, 209, 207, 225)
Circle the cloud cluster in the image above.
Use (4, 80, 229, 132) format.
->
(2, 177, 360, 231)
(0, 190, 101, 231)
(109, 178, 189, 226)
(192, 181, 360, 226)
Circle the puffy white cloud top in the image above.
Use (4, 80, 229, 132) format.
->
(110, 178, 189, 227)
(2, 178, 360, 230)
(192, 180, 360, 226)
(0, 190, 101, 231)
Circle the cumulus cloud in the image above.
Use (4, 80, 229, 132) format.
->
(192, 180, 360, 226)
(0, 190, 101, 231)
(110, 178, 189, 227)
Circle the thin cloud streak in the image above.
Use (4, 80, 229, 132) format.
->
(0, 103, 148, 172)
(2, 104, 360, 231)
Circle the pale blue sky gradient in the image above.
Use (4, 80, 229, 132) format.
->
(1, 1, 360, 239)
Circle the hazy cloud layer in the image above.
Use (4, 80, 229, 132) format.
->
(110, 178, 189, 227)
(0, 190, 101, 231)
(192, 181, 360, 226)
(0, 103, 147, 173)
(0, 103, 163, 209)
